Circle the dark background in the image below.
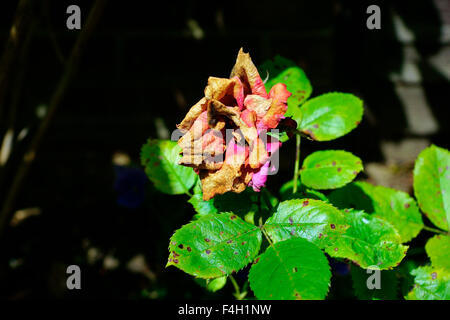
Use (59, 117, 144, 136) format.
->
(0, 0, 448, 299)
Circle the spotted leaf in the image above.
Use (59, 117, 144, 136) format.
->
(413, 145, 450, 231)
(300, 150, 363, 190)
(167, 213, 262, 279)
(326, 210, 408, 270)
(328, 182, 423, 243)
(141, 139, 197, 194)
(264, 199, 347, 249)
(249, 238, 331, 300)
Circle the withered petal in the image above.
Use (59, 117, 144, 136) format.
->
(259, 83, 291, 130)
(204, 76, 245, 109)
(177, 97, 208, 132)
(230, 48, 268, 98)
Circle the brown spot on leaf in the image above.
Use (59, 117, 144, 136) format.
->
(330, 224, 336, 229)
(205, 238, 211, 242)
(289, 217, 294, 225)
(337, 167, 342, 172)
(173, 259, 179, 264)
(227, 240, 233, 244)
(302, 200, 309, 207)
(293, 267, 298, 273)
(332, 161, 336, 166)
(230, 215, 237, 220)
(205, 249, 211, 254)
(254, 257, 260, 264)
(404, 203, 410, 209)
(315, 164, 321, 168)
(187, 247, 192, 252)
(313, 124, 319, 129)
(432, 272, 437, 280)
(178, 244, 184, 249)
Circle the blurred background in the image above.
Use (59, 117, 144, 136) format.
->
(0, 0, 448, 299)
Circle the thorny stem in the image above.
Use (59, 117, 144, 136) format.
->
(422, 225, 447, 235)
(292, 134, 301, 194)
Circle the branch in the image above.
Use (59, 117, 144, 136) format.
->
(0, 0, 34, 123)
(0, 0, 108, 239)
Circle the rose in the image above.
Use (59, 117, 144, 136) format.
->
(177, 48, 291, 200)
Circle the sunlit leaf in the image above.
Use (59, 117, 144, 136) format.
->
(406, 266, 450, 300)
(167, 213, 262, 279)
(259, 55, 312, 118)
(141, 139, 197, 194)
(264, 199, 347, 249)
(328, 182, 423, 243)
(300, 150, 363, 190)
(413, 145, 450, 231)
(326, 210, 408, 270)
(249, 238, 331, 300)
(207, 276, 227, 292)
(297, 92, 363, 141)
(425, 235, 450, 270)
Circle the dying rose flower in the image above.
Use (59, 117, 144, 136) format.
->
(177, 48, 291, 200)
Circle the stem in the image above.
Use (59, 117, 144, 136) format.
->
(185, 190, 193, 197)
(423, 225, 447, 235)
(292, 134, 301, 194)
(229, 275, 243, 300)
(260, 225, 274, 247)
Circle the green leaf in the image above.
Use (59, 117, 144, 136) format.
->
(328, 182, 423, 243)
(207, 276, 227, 292)
(326, 210, 408, 270)
(248, 238, 331, 300)
(279, 179, 328, 202)
(259, 56, 312, 117)
(167, 213, 262, 279)
(425, 235, 450, 270)
(300, 150, 363, 190)
(351, 265, 398, 300)
(413, 145, 450, 231)
(297, 92, 363, 141)
(406, 266, 450, 300)
(140, 139, 197, 194)
(264, 199, 348, 249)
